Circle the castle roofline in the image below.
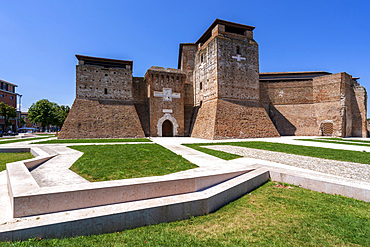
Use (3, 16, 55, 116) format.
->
(76, 55, 133, 69)
(147, 66, 185, 74)
(260, 71, 332, 81)
(196, 19, 255, 44)
(260, 71, 330, 75)
(0, 79, 18, 87)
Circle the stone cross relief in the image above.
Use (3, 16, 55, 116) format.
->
(232, 54, 246, 62)
(153, 88, 180, 102)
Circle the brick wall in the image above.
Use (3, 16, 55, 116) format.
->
(268, 104, 317, 136)
(58, 99, 145, 139)
(0, 90, 17, 108)
(213, 99, 279, 139)
(217, 35, 259, 101)
(191, 99, 279, 139)
(260, 80, 314, 105)
(76, 65, 133, 100)
(59, 57, 146, 139)
(261, 72, 367, 137)
(145, 67, 186, 137)
(352, 84, 367, 137)
(179, 44, 198, 136)
(132, 77, 147, 103)
(194, 38, 218, 105)
(191, 99, 217, 139)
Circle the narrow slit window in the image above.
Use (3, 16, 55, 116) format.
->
(200, 82, 203, 90)
(236, 46, 241, 55)
(104, 88, 108, 94)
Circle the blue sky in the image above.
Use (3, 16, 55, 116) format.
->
(1, 0, 369, 114)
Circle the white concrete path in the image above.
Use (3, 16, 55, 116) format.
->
(0, 136, 369, 241)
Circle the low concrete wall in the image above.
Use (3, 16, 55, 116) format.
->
(8, 158, 253, 217)
(270, 170, 370, 202)
(0, 148, 31, 153)
(5, 147, 57, 211)
(0, 168, 269, 241)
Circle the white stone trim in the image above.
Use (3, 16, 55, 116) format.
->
(157, 113, 179, 137)
(163, 109, 173, 113)
(232, 54, 246, 62)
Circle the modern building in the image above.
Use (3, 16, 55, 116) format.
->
(0, 78, 21, 132)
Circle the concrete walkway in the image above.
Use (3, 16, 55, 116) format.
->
(29, 145, 89, 187)
(1, 136, 370, 189)
(0, 136, 369, 241)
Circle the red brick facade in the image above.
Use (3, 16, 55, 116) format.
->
(0, 79, 19, 131)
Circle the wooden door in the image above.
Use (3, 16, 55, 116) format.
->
(162, 120, 173, 137)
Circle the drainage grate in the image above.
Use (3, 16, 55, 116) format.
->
(322, 122, 333, 136)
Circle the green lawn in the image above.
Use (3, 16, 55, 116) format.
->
(324, 138, 370, 144)
(36, 134, 57, 137)
(4, 181, 369, 246)
(69, 144, 197, 181)
(183, 143, 242, 160)
(34, 138, 151, 144)
(0, 137, 50, 145)
(297, 138, 370, 147)
(185, 141, 370, 164)
(0, 152, 34, 172)
(0, 138, 15, 141)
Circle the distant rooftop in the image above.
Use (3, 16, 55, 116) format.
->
(260, 71, 331, 81)
(0, 78, 18, 87)
(76, 55, 133, 69)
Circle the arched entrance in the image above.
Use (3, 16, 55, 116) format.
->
(162, 120, 173, 137)
(157, 113, 179, 137)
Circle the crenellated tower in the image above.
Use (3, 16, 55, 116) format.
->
(186, 19, 279, 139)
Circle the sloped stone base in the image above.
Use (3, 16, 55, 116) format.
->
(190, 99, 218, 139)
(191, 99, 280, 139)
(58, 98, 145, 139)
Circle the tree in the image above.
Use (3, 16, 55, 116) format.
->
(53, 105, 70, 130)
(20, 116, 26, 127)
(0, 102, 16, 132)
(28, 99, 57, 131)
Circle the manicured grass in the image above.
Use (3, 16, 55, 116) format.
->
(34, 138, 151, 144)
(69, 144, 197, 181)
(4, 181, 369, 246)
(183, 143, 242, 160)
(36, 133, 57, 137)
(0, 137, 50, 145)
(0, 152, 34, 172)
(0, 137, 15, 141)
(324, 137, 370, 144)
(297, 138, 370, 147)
(185, 141, 370, 164)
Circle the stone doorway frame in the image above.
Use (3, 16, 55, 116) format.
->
(157, 113, 179, 137)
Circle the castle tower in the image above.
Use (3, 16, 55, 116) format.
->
(145, 67, 186, 137)
(189, 19, 279, 139)
(59, 55, 145, 139)
(178, 43, 198, 136)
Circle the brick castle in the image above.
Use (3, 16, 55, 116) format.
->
(59, 19, 367, 139)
